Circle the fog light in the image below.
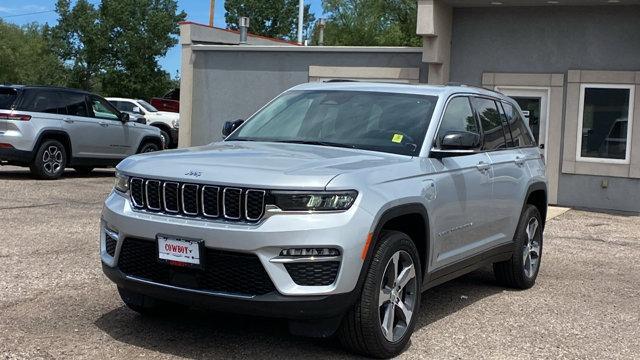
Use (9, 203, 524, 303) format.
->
(280, 248, 340, 257)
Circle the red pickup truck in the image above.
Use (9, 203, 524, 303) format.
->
(150, 88, 180, 113)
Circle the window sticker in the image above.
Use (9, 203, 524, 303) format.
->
(392, 134, 404, 143)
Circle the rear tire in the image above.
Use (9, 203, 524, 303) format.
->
(138, 142, 159, 154)
(74, 166, 94, 176)
(493, 204, 543, 289)
(338, 230, 421, 358)
(159, 130, 170, 149)
(30, 139, 67, 180)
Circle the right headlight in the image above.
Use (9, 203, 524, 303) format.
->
(269, 191, 358, 211)
(171, 119, 179, 129)
(114, 172, 130, 193)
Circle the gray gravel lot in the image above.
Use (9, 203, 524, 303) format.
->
(0, 165, 639, 359)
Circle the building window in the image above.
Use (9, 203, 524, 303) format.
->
(577, 84, 635, 163)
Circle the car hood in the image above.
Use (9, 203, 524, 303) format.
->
(117, 141, 411, 190)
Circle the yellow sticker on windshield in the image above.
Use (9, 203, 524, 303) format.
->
(392, 134, 404, 143)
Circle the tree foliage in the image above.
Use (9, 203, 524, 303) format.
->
(1, 0, 184, 99)
(0, 20, 67, 86)
(316, 0, 421, 46)
(224, 0, 316, 40)
(48, 0, 185, 99)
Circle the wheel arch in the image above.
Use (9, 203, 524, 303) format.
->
(149, 121, 171, 133)
(367, 203, 430, 282)
(524, 182, 548, 228)
(33, 130, 73, 161)
(136, 135, 164, 153)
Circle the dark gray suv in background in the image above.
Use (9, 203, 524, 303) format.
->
(0, 85, 163, 179)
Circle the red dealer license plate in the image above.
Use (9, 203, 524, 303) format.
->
(157, 235, 202, 268)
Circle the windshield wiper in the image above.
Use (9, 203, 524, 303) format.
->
(271, 140, 357, 149)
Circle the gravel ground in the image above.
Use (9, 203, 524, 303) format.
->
(0, 165, 639, 359)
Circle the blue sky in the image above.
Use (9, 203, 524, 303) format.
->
(0, 0, 324, 77)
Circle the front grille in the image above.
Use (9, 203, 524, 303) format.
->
(105, 234, 117, 257)
(129, 177, 266, 222)
(284, 262, 340, 286)
(118, 238, 276, 296)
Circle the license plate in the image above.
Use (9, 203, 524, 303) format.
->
(157, 235, 202, 268)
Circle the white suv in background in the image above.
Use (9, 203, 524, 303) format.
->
(108, 98, 179, 148)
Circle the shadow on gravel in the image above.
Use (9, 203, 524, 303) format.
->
(0, 168, 114, 180)
(94, 268, 504, 358)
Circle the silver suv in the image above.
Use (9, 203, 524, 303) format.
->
(101, 83, 547, 358)
(0, 85, 163, 179)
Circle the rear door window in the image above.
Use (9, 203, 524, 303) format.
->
(503, 102, 535, 147)
(472, 97, 507, 150)
(0, 88, 19, 110)
(17, 89, 67, 114)
(62, 93, 90, 117)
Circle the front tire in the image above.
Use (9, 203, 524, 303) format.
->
(138, 142, 159, 153)
(338, 230, 421, 358)
(30, 140, 67, 180)
(493, 204, 543, 289)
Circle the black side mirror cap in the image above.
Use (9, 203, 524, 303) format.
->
(222, 119, 244, 137)
(440, 131, 481, 150)
(120, 112, 130, 123)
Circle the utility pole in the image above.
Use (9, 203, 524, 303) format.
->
(297, 0, 304, 44)
(209, 0, 215, 27)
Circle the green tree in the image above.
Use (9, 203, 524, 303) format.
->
(316, 0, 421, 46)
(50, 0, 185, 99)
(224, 0, 316, 40)
(0, 20, 67, 86)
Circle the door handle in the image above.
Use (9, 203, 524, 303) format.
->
(98, 122, 109, 127)
(515, 156, 525, 166)
(63, 117, 74, 124)
(476, 161, 491, 172)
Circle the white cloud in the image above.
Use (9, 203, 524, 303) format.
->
(0, 4, 48, 14)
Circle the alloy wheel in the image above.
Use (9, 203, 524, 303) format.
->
(378, 250, 417, 342)
(42, 145, 64, 175)
(523, 218, 541, 278)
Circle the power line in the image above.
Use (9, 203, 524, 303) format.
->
(0, 10, 56, 19)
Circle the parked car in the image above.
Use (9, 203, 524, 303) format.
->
(100, 83, 547, 358)
(149, 88, 179, 114)
(108, 97, 179, 148)
(0, 85, 164, 179)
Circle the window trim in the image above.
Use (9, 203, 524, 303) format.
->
(575, 83, 635, 165)
(431, 94, 483, 153)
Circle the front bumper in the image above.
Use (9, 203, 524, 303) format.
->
(103, 263, 356, 319)
(101, 190, 373, 314)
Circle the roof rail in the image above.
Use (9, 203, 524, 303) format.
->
(445, 82, 504, 96)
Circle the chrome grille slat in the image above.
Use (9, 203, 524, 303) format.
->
(145, 180, 162, 211)
(201, 186, 220, 217)
(129, 178, 265, 222)
(223, 188, 242, 220)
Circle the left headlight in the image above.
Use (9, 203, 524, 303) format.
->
(114, 172, 130, 193)
(171, 119, 179, 129)
(269, 191, 358, 211)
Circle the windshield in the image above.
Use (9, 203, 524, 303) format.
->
(137, 100, 158, 112)
(227, 90, 437, 156)
(0, 88, 18, 110)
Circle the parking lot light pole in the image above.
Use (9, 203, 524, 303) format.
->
(297, 0, 304, 44)
(209, 0, 215, 27)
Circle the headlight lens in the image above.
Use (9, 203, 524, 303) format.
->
(270, 191, 357, 211)
(172, 119, 179, 129)
(114, 172, 130, 193)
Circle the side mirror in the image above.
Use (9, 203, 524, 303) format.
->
(132, 106, 141, 114)
(222, 119, 244, 137)
(119, 112, 130, 123)
(440, 131, 480, 150)
(135, 117, 147, 125)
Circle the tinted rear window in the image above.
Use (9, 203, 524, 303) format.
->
(17, 89, 68, 114)
(0, 88, 18, 110)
